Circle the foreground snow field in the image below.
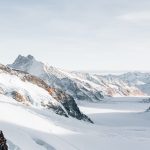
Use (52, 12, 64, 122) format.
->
(1, 96, 150, 150)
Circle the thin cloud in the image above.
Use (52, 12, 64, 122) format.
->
(118, 11, 150, 22)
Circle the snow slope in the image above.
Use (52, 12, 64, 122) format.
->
(0, 64, 92, 123)
(1, 95, 150, 150)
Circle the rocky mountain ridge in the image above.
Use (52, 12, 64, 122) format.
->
(9, 55, 145, 100)
(0, 64, 93, 123)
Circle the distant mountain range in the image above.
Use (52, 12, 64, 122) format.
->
(8, 55, 146, 99)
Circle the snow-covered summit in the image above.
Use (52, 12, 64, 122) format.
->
(9, 55, 46, 76)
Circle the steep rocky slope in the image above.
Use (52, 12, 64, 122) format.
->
(0, 64, 93, 123)
(0, 131, 8, 150)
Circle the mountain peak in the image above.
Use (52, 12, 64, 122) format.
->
(16, 54, 34, 61)
(27, 54, 34, 60)
(14, 54, 36, 64)
(8, 54, 46, 76)
(8, 54, 37, 72)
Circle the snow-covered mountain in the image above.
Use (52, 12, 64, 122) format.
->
(119, 72, 150, 95)
(1, 54, 150, 150)
(0, 64, 92, 123)
(71, 72, 144, 96)
(95, 72, 150, 95)
(9, 55, 144, 100)
(9, 55, 104, 101)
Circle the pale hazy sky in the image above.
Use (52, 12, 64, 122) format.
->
(0, 0, 150, 71)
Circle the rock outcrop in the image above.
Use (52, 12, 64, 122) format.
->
(0, 131, 8, 150)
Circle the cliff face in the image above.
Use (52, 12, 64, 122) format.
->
(0, 64, 93, 123)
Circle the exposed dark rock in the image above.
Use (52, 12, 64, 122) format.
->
(5, 90, 30, 105)
(47, 88, 93, 123)
(142, 98, 150, 103)
(42, 102, 68, 117)
(0, 131, 8, 150)
(146, 106, 150, 112)
(9, 91, 26, 102)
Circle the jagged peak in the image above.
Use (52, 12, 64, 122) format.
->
(27, 54, 34, 60)
(9, 54, 64, 75)
(15, 54, 35, 62)
(8, 54, 38, 69)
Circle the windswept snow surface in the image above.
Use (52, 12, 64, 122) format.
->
(1, 95, 150, 150)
